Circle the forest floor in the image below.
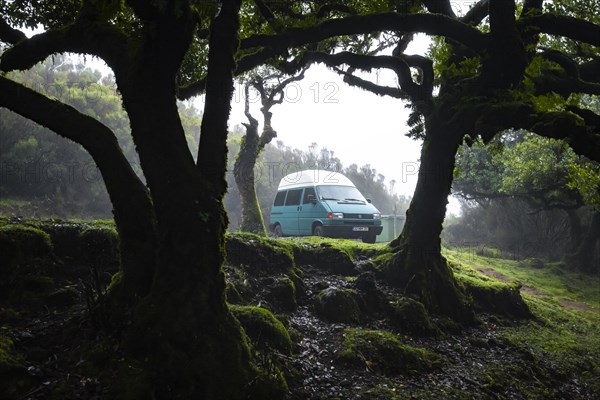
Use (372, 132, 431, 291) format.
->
(1, 221, 599, 399)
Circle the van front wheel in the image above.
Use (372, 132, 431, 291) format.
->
(362, 233, 377, 244)
(313, 225, 324, 237)
(273, 224, 283, 238)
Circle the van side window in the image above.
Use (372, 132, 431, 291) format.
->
(273, 191, 287, 206)
(285, 189, 302, 206)
(302, 187, 316, 204)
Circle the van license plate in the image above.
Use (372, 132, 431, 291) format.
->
(353, 227, 368, 232)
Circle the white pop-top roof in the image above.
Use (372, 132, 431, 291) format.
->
(277, 169, 356, 190)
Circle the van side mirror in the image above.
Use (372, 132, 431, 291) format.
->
(366, 198, 372, 203)
(307, 194, 317, 204)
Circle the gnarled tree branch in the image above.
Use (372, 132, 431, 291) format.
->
(334, 67, 406, 99)
(461, 0, 489, 25)
(520, 14, 600, 47)
(0, 10, 130, 74)
(470, 102, 600, 162)
(0, 16, 26, 44)
(294, 51, 431, 101)
(240, 13, 488, 54)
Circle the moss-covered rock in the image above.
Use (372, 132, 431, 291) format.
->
(20, 219, 118, 265)
(390, 297, 439, 336)
(353, 272, 387, 314)
(0, 224, 53, 264)
(0, 335, 30, 399)
(79, 225, 119, 267)
(463, 280, 531, 319)
(316, 288, 361, 324)
(0, 225, 54, 301)
(247, 367, 288, 400)
(265, 276, 297, 312)
(336, 329, 440, 375)
(293, 241, 357, 275)
(230, 305, 292, 354)
(226, 233, 295, 274)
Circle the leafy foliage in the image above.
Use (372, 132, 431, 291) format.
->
(0, 56, 203, 218)
(454, 131, 600, 209)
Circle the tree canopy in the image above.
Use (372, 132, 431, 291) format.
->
(1, 0, 599, 397)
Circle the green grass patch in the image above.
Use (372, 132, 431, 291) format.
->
(444, 247, 600, 393)
(444, 247, 600, 310)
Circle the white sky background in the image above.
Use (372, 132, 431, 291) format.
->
(223, 61, 424, 198)
(200, 34, 433, 200)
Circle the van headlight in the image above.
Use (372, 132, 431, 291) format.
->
(327, 212, 344, 219)
(373, 213, 381, 219)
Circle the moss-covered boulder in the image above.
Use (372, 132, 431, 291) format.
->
(230, 305, 292, 354)
(316, 288, 361, 324)
(265, 277, 297, 312)
(0, 225, 55, 305)
(226, 233, 295, 274)
(0, 225, 53, 281)
(464, 281, 531, 319)
(79, 225, 119, 268)
(293, 241, 357, 275)
(390, 297, 439, 336)
(0, 335, 30, 399)
(353, 272, 387, 314)
(336, 329, 440, 375)
(248, 368, 288, 400)
(24, 220, 119, 266)
(0, 224, 53, 266)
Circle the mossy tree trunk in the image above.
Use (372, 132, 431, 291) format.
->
(233, 71, 304, 234)
(113, 1, 253, 397)
(387, 110, 470, 319)
(234, 85, 268, 234)
(1, 1, 256, 396)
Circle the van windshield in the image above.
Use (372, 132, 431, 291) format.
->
(317, 185, 366, 203)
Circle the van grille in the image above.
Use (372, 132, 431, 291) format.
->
(343, 213, 373, 219)
(343, 221, 374, 225)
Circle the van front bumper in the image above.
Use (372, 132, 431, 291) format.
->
(322, 224, 383, 238)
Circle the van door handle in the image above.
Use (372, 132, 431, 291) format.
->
(297, 206, 301, 211)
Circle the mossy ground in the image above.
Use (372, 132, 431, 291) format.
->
(1, 219, 599, 399)
(337, 329, 440, 375)
(444, 247, 600, 394)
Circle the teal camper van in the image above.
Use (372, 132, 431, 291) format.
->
(269, 170, 383, 243)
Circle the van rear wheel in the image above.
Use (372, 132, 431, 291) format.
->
(313, 224, 324, 237)
(362, 233, 376, 244)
